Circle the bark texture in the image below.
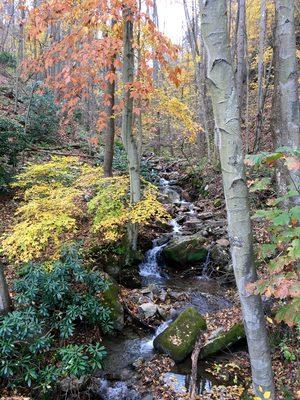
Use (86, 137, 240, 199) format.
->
(103, 52, 116, 178)
(254, 0, 267, 151)
(199, 1, 275, 398)
(121, 6, 141, 251)
(0, 265, 10, 315)
(236, 0, 247, 115)
(273, 0, 300, 204)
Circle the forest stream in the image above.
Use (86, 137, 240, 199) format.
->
(96, 175, 236, 400)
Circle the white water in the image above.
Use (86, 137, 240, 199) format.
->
(139, 240, 165, 278)
(140, 320, 171, 353)
(139, 178, 187, 279)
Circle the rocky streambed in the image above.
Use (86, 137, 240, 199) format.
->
(92, 174, 246, 400)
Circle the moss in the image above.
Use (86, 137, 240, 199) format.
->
(200, 323, 245, 359)
(153, 307, 207, 362)
(162, 234, 208, 267)
(102, 276, 124, 331)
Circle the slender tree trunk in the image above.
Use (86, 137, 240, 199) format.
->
(236, 0, 247, 116)
(254, 0, 267, 152)
(103, 46, 116, 178)
(14, 2, 25, 113)
(183, 0, 213, 161)
(121, 6, 141, 252)
(199, 1, 275, 398)
(0, 264, 11, 315)
(273, 0, 300, 205)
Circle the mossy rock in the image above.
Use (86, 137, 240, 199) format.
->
(200, 323, 245, 359)
(162, 234, 207, 268)
(102, 275, 124, 331)
(153, 307, 207, 362)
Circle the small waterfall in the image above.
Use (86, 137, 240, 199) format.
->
(139, 240, 165, 278)
(140, 320, 171, 353)
(170, 218, 181, 234)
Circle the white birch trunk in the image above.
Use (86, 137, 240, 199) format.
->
(199, 1, 275, 398)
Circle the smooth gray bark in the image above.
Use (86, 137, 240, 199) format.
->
(0, 264, 10, 315)
(121, 6, 141, 252)
(254, 0, 267, 152)
(273, 0, 300, 205)
(199, 1, 275, 398)
(236, 0, 247, 116)
(183, 0, 213, 161)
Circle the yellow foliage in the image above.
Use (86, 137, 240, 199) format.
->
(154, 89, 200, 141)
(1, 156, 169, 263)
(88, 177, 169, 241)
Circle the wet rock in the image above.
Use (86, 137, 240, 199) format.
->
(162, 234, 208, 268)
(139, 302, 158, 318)
(210, 244, 230, 267)
(200, 323, 245, 359)
(97, 379, 140, 400)
(104, 263, 121, 280)
(162, 373, 187, 396)
(216, 238, 230, 247)
(156, 235, 170, 246)
(158, 288, 167, 302)
(61, 376, 86, 392)
(102, 275, 124, 331)
(181, 190, 191, 202)
(119, 266, 142, 289)
(153, 307, 207, 362)
(157, 305, 169, 320)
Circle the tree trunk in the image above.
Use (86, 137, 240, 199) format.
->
(254, 0, 267, 152)
(0, 264, 11, 315)
(273, 0, 300, 205)
(236, 0, 247, 117)
(199, 1, 275, 398)
(14, 2, 25, 113)
(183, 0, 213, 161)
(121, 6, 141, 252)
(103, 50, 116, 178)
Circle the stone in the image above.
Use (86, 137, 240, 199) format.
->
(200, 323, 245, 359)
(61, 376, 86, 392)
(153, 307, 207, 362)
(139, 302, 158, 318)
(162, 373, 187, 396)
(216, 238, 230, 247)
(162, 234, 208, 268)
(210, 244, 230, 267)
(119, 266, 142, 289)
(102, 276, 124, 331)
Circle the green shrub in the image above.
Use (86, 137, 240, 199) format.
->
(0, 51, 16, 69)
(0, 117, 27, 187)
(0, 247, 111, 393)
(21, 85, 59, 142)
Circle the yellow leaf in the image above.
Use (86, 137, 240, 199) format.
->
(264, 392, 271, 399)
(266, 317, 273, 324)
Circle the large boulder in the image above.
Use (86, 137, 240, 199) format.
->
(200, 322, 245, 359)
(102, 276, 124, 331)
(162, 234, 208, 268)
(153, 307, 207, 362)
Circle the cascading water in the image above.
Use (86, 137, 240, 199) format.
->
(140, 319, 171, 353)
(139, 239, 165, 279)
